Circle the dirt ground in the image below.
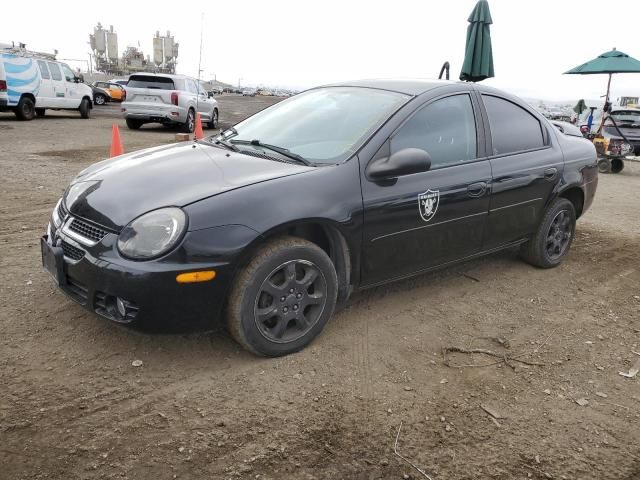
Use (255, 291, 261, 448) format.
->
(1, 96, 639, 480)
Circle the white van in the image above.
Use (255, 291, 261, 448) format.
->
(0, 46, 93, 120)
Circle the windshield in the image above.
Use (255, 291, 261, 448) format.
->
(609, 110, 640, 126)
(219, 87, 409, 164)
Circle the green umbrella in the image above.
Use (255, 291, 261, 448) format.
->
(460, 0, 495, 82)
(565, 48, 640, 106)
(573, 99, 587, 115)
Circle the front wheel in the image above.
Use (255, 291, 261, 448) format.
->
(520, 198, 576, 268)
(94, 94, 106, 105)
(227, 237, 338, 357)
(79, 98, 91, 119)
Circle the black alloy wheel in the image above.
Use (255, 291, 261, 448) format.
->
(520, 198, 576, 268)
(545, 210, 572, 261)
(227, 237, 338, 356)
(254, 259, 327, 343)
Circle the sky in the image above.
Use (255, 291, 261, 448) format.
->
(4, 0, 640, 103)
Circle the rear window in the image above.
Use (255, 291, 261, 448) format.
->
(126, 75, 175, 90)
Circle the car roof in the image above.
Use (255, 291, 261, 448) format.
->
(321, 78, 463, 96)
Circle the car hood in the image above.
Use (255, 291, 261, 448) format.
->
(65, 142, 313, 231)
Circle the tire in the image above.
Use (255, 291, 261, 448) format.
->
(520, 198, 576, 269)
(35, 108, 46, 117)
(598, 158, 611, 174)
(207, 108, 218, 129)
(126, 118, 143, 130)
(182, 109, 195, 133)
(610, 158, 624, 174)
(79, 98, 91, 119)
(15, 96, 35, 121)
(227, 237, 338, 357)
(94, 94, 106, 105)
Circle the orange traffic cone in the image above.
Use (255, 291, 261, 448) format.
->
(110, 124, 124, 157)
(194, 112, 204, 140)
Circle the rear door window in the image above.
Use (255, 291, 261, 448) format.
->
(48, 62, 62, 81)
(482, 95, 545, 155)
(37, 60, 50, 79)
(126, 75, 176, 90)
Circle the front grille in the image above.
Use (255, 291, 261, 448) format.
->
(65, 275, 88, 304)
(61, 240, 85, 261)
(68, 218, 109, 243)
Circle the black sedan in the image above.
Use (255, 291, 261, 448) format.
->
(42, 80, 598, 356)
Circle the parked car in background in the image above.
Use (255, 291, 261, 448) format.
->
(43, 79, 598, 356)
(94, 81, 126, 102)
(208, 86, 223, 97)
(550, 120, 584, 138)
(109, 78, 128, 86)
(242, 88, 255, 96)
(121, 73, 219, 132)
(0, 46, 93, 120)
(601, 107, 640, 156)
(87, 83, 112, 105)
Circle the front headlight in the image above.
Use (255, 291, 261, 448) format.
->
(117, 207, 187, 260)
(51, 198, 63, 228)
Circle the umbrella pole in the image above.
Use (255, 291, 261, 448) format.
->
(597, 73, 613, 134)
(605, 73, 612, 107)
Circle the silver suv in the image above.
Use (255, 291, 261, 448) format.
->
(122, 73, 219, 132)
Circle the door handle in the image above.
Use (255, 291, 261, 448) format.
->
(467, 182, 487, 197)
(544, 167, 558, 180)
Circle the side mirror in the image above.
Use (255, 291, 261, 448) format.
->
(367, 148, 432, 179)
(74, 76, 83, 83)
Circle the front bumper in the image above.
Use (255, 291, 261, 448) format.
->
(42, 219, 251, 330)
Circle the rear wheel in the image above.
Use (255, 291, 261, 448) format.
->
(79, 98, 91, 119)
(227, 237, 338, 357)
(15, 96, 35, 120)
(182, 109, 195, 133)
(126, 118, 143, 130)
(520, 198, 576, 268)
(35, 108, 46, 117)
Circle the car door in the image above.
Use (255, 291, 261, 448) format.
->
(46, 62, 67, 107)
(361, 92, 492, 286)
(196, 81, 213, 121)
(35, 60, 55, 108)
(478, 93, 564, 249)
(59, 63, 82, 108)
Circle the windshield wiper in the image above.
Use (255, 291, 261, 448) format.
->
(210, 136, 239, 152)
(231, 139, 311, 166)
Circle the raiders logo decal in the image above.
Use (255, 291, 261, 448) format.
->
(418, 189, 440, 222)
